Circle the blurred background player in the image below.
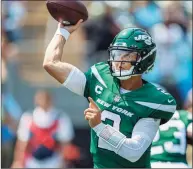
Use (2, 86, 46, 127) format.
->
(184, 88, 193, 167)
(151, 88, 192, 168)
(11, 90, 74, 168)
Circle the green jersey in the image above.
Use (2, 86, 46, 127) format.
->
(151, 110, 192, 164)
(84, 62, 176, 168)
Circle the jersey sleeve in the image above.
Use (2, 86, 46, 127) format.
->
(63, 67, 87, 96)
(149, 95, 177, 125)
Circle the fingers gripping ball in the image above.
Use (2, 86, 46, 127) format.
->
(46, 0, 88, 26)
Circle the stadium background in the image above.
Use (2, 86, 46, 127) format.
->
(1, 1, 192, 168)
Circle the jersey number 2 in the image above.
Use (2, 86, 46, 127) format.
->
(98, 110, 121, 150)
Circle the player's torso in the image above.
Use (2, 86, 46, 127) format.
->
(25, 117, 60, 161)
(151, 110, 188, 164)
(90, 87, 152, 168)
(88, 63, 167, 168)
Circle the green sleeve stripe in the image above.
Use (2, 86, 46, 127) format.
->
(91, 65, 107, 88)
(135, 101, 176, 113)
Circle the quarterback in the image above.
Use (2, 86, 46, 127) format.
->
(43, 20, 177, 168)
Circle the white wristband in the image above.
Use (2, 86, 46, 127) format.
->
(55, 27, 70, 41)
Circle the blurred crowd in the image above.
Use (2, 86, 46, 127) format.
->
(1, 1, 192, 168)
(2, 2, 25, 167)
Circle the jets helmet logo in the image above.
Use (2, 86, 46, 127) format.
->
(134, 35, 153, 45)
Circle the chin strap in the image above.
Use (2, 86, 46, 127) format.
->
(116, 75, 131, 80)
(112, 66, 134, 80)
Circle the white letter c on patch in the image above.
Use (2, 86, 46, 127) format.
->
(95, 85, 103, 94)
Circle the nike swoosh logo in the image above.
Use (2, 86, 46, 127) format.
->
(168, 99, 174, 103)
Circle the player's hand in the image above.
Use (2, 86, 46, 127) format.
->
(84, 97, 102, 128)
(58, 19, 83, 33)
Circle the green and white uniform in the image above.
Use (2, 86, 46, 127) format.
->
(151, 110, 192, 168)
(82, 62, 176, 168)
(62, 28, 177, 168)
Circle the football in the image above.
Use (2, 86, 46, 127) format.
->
(46, 0, 88, 26)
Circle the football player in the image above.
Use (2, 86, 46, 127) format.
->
(151, 88, 192, 168)
(43, 20, 177, 168)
